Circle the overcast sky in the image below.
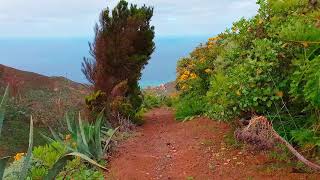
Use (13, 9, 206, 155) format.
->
(0, 0, 259, 38)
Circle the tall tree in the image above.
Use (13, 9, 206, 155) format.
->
(82, 0, 155, 121)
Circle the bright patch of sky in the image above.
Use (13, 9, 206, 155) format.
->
(0, 0, 259, 38)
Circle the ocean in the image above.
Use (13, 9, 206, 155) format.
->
(0, 36, 209, 87)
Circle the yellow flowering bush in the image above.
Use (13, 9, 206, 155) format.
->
(204, 69, 212, 74)
(174, 0, 320, 159)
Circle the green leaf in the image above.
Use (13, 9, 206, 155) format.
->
(44, 154, 73, 180)
(0, 85, 9, 136)
(66, 152, 106, 170)
(267, 101, 272, 108)
(65, 112, 74, 134)
(78, 112, 89, 148)
(304, 57, 320, 107)
(49, 127, 63, 143)
(0, 156, 10, 179)
(0, 85, 9, 107)
(103, 127, 119, 152)
(45, 152, 106, 180)
(94, 112, 103, 159)
(0, 110, 4, 137)
(19, 116, 34, 180)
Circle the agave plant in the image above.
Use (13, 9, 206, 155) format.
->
(0, 86, 13, 179)
(0, 86, 9, 137)
(0, 86, 114, 179)
(0, 86, 32, 179)
(44, 111, 118, 161)
(41, 111, 119, 179)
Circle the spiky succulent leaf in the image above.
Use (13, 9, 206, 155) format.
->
(0, 156, 10, 179)
(19, 116, 34, 180)
(0, 85, 9, 136)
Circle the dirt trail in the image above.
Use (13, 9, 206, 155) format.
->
(107, 108, 319, 180)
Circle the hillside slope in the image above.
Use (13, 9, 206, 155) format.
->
(0, 64, 88, 95)
(0, 64, 90, 156)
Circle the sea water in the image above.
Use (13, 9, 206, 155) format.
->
(0, 36, 208, 87)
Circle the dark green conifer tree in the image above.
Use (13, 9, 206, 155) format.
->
(82, 0, 155, 123)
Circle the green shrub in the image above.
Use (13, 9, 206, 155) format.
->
(3, 110, 114, 179)
(141, 92, 174, 110)
(1, 86, 33, 180)
(291, 129, 320, 149)
(85, 90, 106, 114)
(175, 94, 206, 121)
(29, 142, 104, 180)
(2, 117, 108, 179)
(174, 0, 320, 153)
(56, 158, 104, 180)
(142, 93, 162, 109)
(32, 142, 66, 168)
(132, 109, 146, 126)
(2, 116, 34, 180)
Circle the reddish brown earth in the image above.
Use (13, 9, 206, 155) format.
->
(107, 108, 320, 180)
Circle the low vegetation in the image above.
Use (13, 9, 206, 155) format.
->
(175, 0, 320, 167)
(141, 92, 174, 110)
(0, 67, 88, 156)
(1, 0, 320, 178)
(1, 0, 155, 178)
(0, 87, 113, 179)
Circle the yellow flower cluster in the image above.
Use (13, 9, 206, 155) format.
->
(207, 36, 220, 49)
(199, 58, 206, 63)
(179, 70, 198, 81)
(179, 74, 189, 81)
(181, 85, 188, 90)
(14, 153, 25, 161)
(208, 36, 220, 41)
(189, 73, 197, 79)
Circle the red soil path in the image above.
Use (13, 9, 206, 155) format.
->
(107, 108, 320, 180)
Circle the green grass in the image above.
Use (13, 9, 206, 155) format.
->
(224, 129, 242, 149)
(186, 176, 194, 180)
(0, 116, 48, 156)
(0, 84, 86, 157)
(200, 139, 214, 147)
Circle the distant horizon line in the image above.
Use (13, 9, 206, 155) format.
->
(0, 34, 214, 40)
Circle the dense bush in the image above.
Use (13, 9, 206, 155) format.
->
(2, 111, 113, 179)
(176, 0, 320, 153)
(3, 142, 104, 179)
(141, 92, 174, 110)
(1, 91, 112, 179)
(175, 93, 206, 121)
